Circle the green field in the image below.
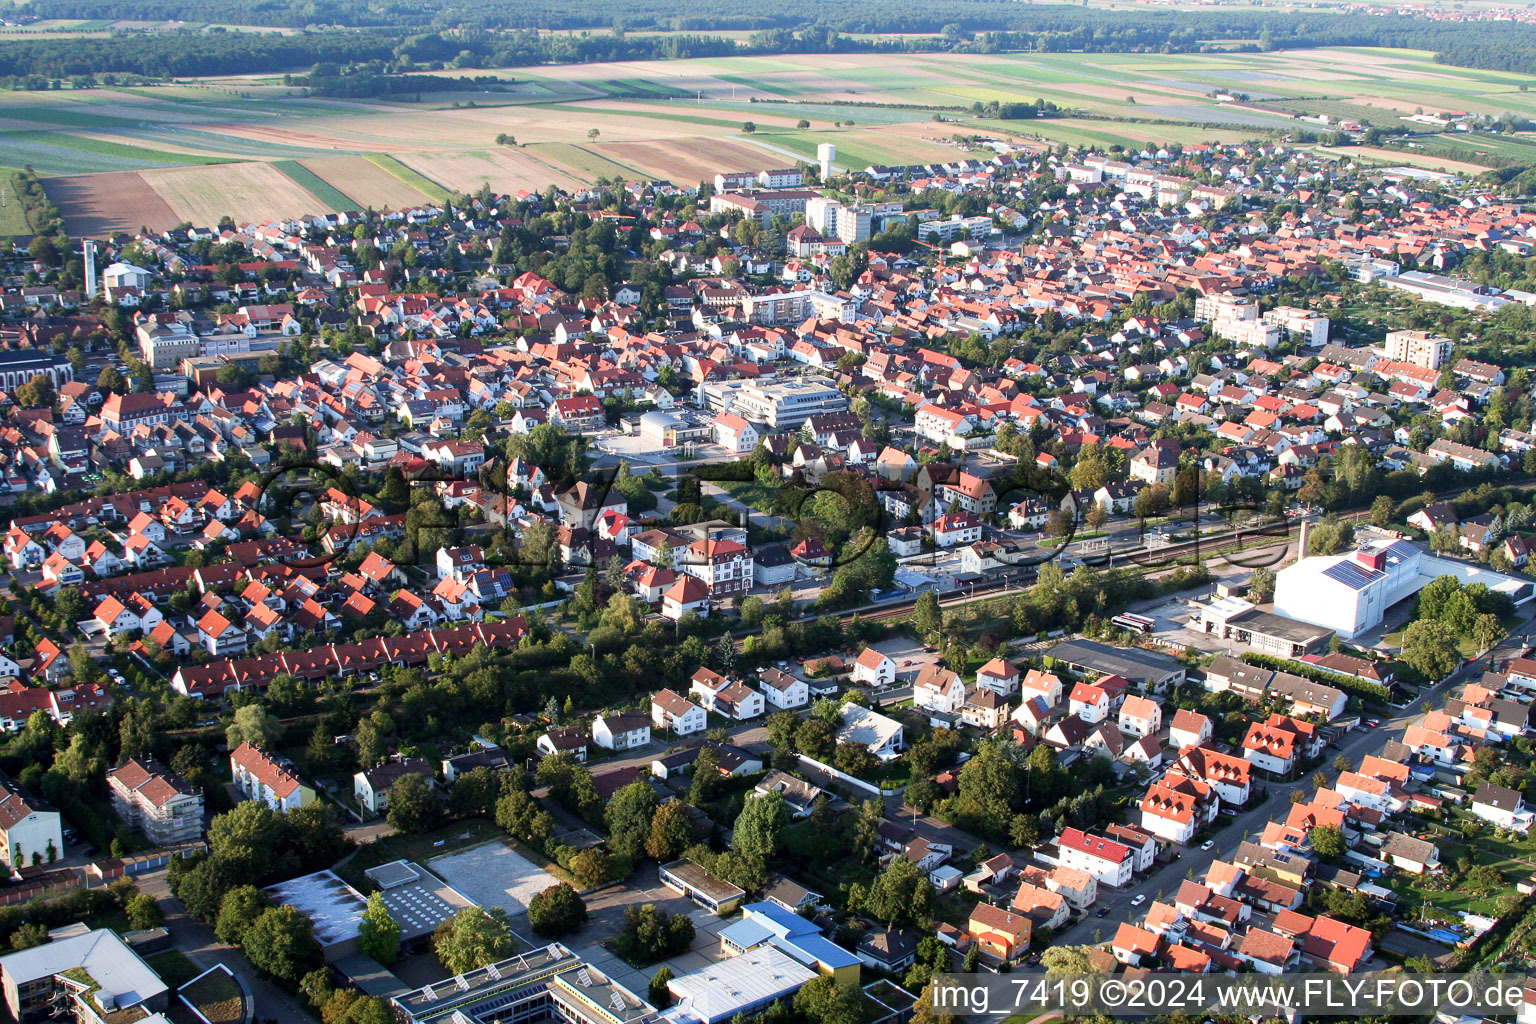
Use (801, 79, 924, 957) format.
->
(0, 188, 35, 238)
(363, 153, 452, 202)
(273, 159, 357, 210)
(530, 142, 647, 179)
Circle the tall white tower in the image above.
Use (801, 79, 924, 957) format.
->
(83, 241, 97, 300)
(817, 143, 836, 180)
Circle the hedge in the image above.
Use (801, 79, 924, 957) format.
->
(1238, 651, 1392, 705)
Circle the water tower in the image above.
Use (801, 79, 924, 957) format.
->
(817, 143, 836, 180)
(83, 241, 97, 300)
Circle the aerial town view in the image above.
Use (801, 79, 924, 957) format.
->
(13, 0, 1536, 1022)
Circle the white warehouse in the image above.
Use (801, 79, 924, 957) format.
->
(1273, 539, 1425, 640)
(1274, 536, 1532, 640)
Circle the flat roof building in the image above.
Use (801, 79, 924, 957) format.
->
(1196, 597, 1334, 657)
(0, 927, 169, 1022)
(659, 859, 746, 915)
(394, 945, 655, 1024)
(662, 945, 818, 1024)
(1046, 638, 1186, 691)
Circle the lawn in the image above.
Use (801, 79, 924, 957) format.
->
(334, 817, 504, 891)
(179, 967, 244, 1024)
(1383, 612, 1522, 659)
(146, 950, 202, 988)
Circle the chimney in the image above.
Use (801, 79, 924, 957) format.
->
(1298, 519, 1311, 560)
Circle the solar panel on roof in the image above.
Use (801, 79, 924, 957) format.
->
(1322, 561, 1377, 590)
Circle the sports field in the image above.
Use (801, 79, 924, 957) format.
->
(8, 46, 1536, 234)
(428, 841, 563, 917)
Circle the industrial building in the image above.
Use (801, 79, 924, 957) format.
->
(1274, 532, 1531, 640)
(1196, 597, 1334, 657)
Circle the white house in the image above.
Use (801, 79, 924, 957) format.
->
(1117, 695, 1162, 739)
(932, 513, 982, 548)
(758, 667, 808, 709)
(353, 757, 433, 816)
(661, 576, 711, 620)
(1020, 669, 1063, 707)
(913, 665, 966, 716)
(1056, 827, 1135, 888)
(651, 689, 708, 737)
(975, 658, 1020, 696)
(230, 742, 315, 812)
(1069, 682, 1110, 724)
(1168, 709, 1212, 750)
(593, 712, 652, 751)
(852, 648, 897, 687)
(714, 412, 759, 453)
(837, 703, 904, 761)
(1473, 782, 1532, 831)
(0, 771, 61, 871)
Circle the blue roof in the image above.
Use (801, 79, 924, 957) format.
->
(783, 934, 862, 971)
(719, 919, 774, 949)
(742, 901, 818, 936)
(735, 902, 862, 971)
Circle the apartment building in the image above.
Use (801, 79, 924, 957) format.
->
(1384, 329, 1453, 371)
(107, 758, 203, 846)
(230, 742, 316, 812)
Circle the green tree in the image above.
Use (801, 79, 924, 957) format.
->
(125, 892, 164, 931)
(450, 765, 502, 819)
(1247, 566, 1276, 603)
(207, 801, 286, 883)
(863, 856, 936, 925)
(97, 365, 126, 392)
(1310, 824, 1346, 862)
(243, 905, 322, 983)
(649, 966, 674, 1008)
(614, 903, 694, 964)
(527, 882, 587, 938)
(225, 703, 283, 751)
(569, 848, 613, 889)
(645, 799, 693, 862)
(606, 781, 659, 864)
(1369, 494, 1396, 527)
(358, 891, 401, 965)
(913, 591, 942, 637)
(1401, 618, 1461, 681)
(434, 908, 515, 974)
(14, 374, 53, 408)
(215, 885, 270, 946)
(385, 773, 440, 834)
(9, 923, 48, 950)
(730, 792, 789, 890)
(1042, 945, 1097, 974)
(794, 976, 864, 1024)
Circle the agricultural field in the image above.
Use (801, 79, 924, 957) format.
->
(139, 162, 331, 228)
(44, 171, 178, 236)
(300, 155, 437, 209)
(11, 46, 1536, 234)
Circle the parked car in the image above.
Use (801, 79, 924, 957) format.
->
(1201, 840, 1215, 851)
(1130, 894, 1147, 907)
